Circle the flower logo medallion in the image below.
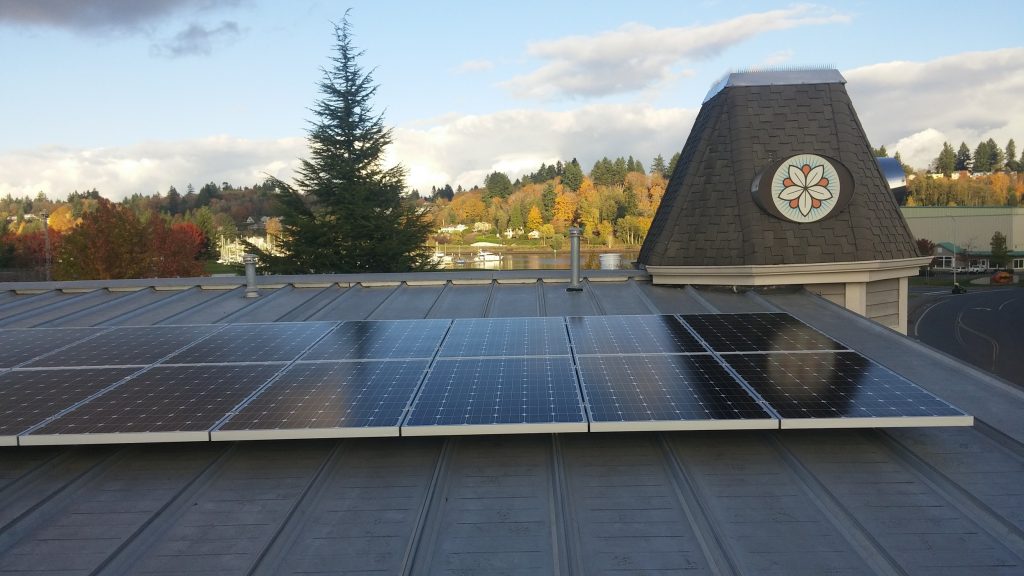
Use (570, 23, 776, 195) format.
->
(770, 154, 840, 223)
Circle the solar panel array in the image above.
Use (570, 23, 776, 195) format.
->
(0, 313, 972, 445)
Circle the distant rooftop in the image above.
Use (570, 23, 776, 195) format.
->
(704, 66, 846, 102)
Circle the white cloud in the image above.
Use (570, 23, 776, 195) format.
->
(503, 5, 850, 99)
(390, 104, 697, 191)
(845, 47, 1024, 170)
(0, 136, 305, 201)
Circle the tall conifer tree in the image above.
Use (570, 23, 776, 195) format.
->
(250, 14, 432, 273)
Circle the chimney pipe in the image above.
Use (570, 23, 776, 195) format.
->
(567, 226, 583, 292)
(243, 254, 259, 298)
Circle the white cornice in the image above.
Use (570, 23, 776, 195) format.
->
(645, 257, 932, 286)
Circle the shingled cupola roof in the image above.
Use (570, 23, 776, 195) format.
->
(639, 68, 920, 267)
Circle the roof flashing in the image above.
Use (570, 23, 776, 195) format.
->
(704, 66, 846, 102)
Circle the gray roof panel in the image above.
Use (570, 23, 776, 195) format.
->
(0, 273, 1020, 575)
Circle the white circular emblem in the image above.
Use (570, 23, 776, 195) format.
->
(771, 154, 840, 223)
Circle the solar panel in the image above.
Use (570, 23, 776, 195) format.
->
(0, 327, 99, 368)
(438, 317, 569, 357)
(26, 325, 220, 367)
(680, 312, 847, 353)
(402, 357, 586, 435)
(577, 354, 777, 431)
(301, 320, 450, 361)
(722, 352, 973, 428)
(0, 368, 137, 445)
(214, 360, 429, 440)
(567, 315, 705, 355)
(162, 322, 335, 364)
(21, 364, 283, 445)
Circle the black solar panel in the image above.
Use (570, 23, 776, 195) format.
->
(163, 322, 335, 364)
(22, 364, 283, 444)
(680, 312, 847, 353)
(301, 320, 450, 361)
(567, 315, 705, 355)
(402, 357, 586, 435)
(723, 352, 972, 428)
(26, 325, 219, 367)
(0, 328, 99, 368)
(0, 368, 137, 443)
(215, 360, 428, 439)
(438, 317, 569, 357)
(577, 355, 776, 431)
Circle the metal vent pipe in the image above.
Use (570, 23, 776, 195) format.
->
(243, 254, 259, 298)
(567, 226, 583, 292)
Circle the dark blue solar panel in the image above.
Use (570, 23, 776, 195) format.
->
(217, 360, 428, 436)
(301, 320, 450, 361)
(0, 328, 98, 368)
(680, 312, 847, 353)
(163, 322, 335, 364)
(27, 364, 282, 440)
(26, 325, 220, 367)
(723, 352, 971, 427)
(577, 354, 775, 430)
(0, 368, 137, 439)
(403, 357, 586, 433)
(567, 315, 705, 355)
(438, 317, 569, 357)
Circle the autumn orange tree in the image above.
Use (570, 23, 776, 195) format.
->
(54, 199, 204, 280)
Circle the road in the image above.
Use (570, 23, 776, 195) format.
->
(910, 287, 1023, 387)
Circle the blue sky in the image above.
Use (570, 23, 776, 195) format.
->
(1, 0, 1021, 200)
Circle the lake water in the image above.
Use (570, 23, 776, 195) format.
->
(439, 250, 640, 271)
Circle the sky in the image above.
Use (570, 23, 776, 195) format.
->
(0, 0, 1021, 201)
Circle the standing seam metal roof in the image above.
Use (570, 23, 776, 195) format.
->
(1, 271, 1023, 575)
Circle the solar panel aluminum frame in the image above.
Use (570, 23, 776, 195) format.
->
(779, 413, 973, 430)
(19, 429, 209, 446)
(212, 425, 400, 441)
(401, 420, 588, 437)
(587, 417, 778, 433)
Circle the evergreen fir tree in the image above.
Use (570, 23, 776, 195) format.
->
(562, 159, 583, 192)
(248, 15, 432, 273)
(955, 142, 972, 171)
(651, 154, 667, 177)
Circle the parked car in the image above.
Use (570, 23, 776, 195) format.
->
(967, 265, 987, 273)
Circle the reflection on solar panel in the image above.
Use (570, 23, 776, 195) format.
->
(577, 355, 776, 431)
(215, 360, 429, 440)
(403, 357, 586, 435)
(438, 317, 569, 357)
(163, 322, 335, 364)
(568, 315, 705, 355)
(0, 368, 137, 445)
(21, 364, 283, 445)
(302, 320, 450, 361)
(681, 312, 848, 353)
(26, 325, 219, 367)
(723, 352, 973, 428)
(0, 327, 99, 368)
